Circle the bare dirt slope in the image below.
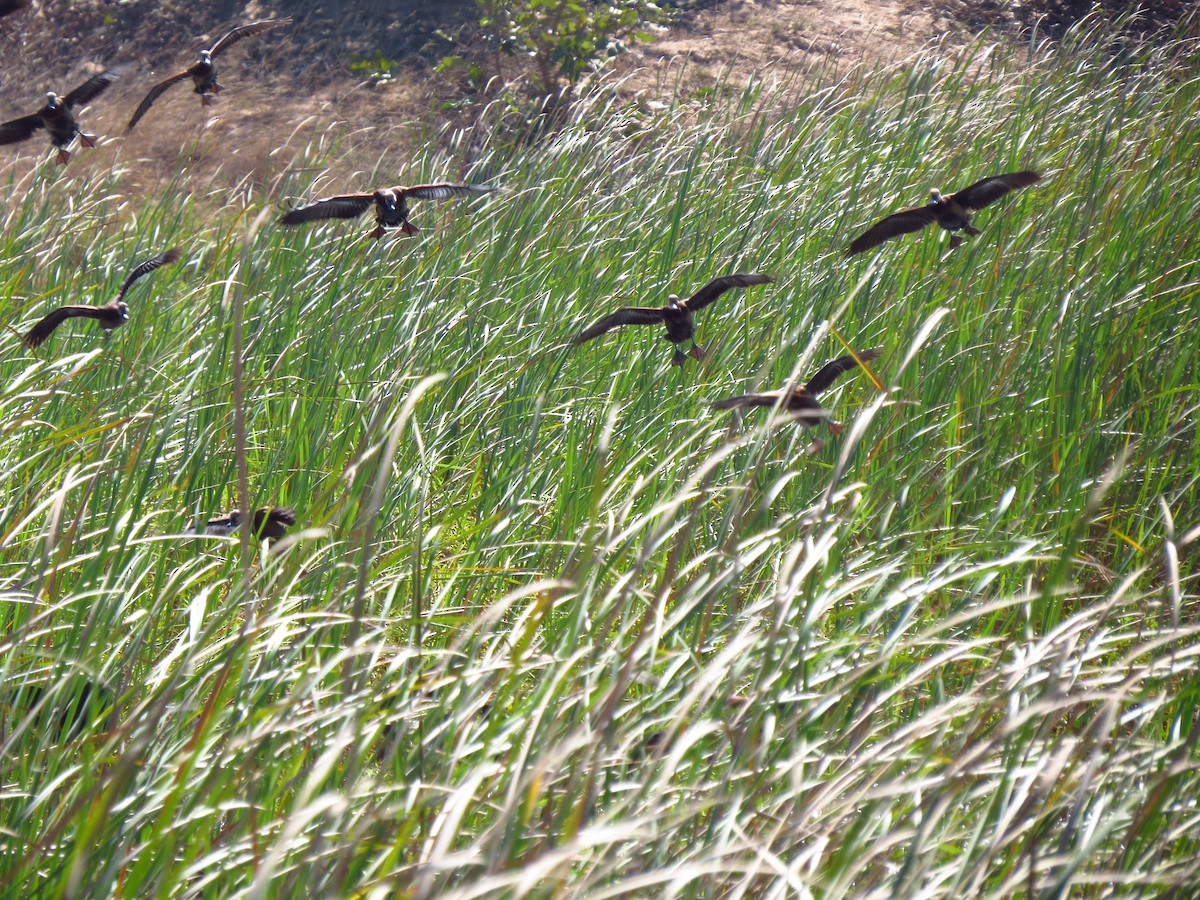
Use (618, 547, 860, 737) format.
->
(1, 0, 968, 193)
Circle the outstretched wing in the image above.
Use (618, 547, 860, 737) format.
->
(683, 272, 773, 312)
(210, 18, 293, 56)
(116, 248, 181, 303)
(64, 71, 119, 109)
(253, 507, 296, 539)
(846, 207, 937, 256)
(400, 183, 495, 202)
(24, 306, 100, 348)
(258, 507, 296, 526)
(572, 308, 665, 344)
(126, 71, 192, 132)
(710, 391, 786, 411)
(279, 193, 375, 225)
(951, 170, 1042, 212)
(804, 349, 881, 396)
(0, 114, 45, 145)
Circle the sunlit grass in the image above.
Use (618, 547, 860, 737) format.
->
(2, 17, 1200, 897)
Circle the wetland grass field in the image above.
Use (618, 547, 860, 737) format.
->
(2, 21, 1200, 898)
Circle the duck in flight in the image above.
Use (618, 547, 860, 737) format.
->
(572, 273, 774, 366)
(0, 72, 120, 164)
(279, 183, 495, 240)
(846, 171, 1042, 255)
(126, 18, 293, 132)
(187, 507, 296, 543)
(711, 349, 881, 434)
(23, 248, 181, 349)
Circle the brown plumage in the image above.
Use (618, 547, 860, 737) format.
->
(0, 0, 32, 18)
(278, 183, 495, 239)
(0, 72, 120, 164)
(711, 349, 882, 433)
(23, 248, 181, 349)
(278, 183, 494, 241)
(572, 273, 774, 366)
(188, 507, 296, 542)
(126, 18, 292, 132)
(846, 171, 1042, 255)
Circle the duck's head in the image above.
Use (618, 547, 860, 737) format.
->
(377, 190, 399, 213)
(116, 301, 129, 322)
(198, 50, 213, 64)
(666, 293, 683, 310)
(44, 91, 61, 111)
(929, 188, 945, 205)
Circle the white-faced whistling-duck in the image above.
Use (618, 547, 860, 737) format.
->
(572, 273, 774, 367)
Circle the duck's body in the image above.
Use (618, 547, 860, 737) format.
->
(126, 18, 292, 131)
(188, 507, 296, 542)
(847, 171, 1042, 255)
(23, 248, 180, 349)
(572, 273, 774, 366)
(712, 349, 881, 433)
(279, 183, 495, 239)
(0, 72, 119, 163)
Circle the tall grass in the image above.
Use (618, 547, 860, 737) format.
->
(3, 19, 1200, 897)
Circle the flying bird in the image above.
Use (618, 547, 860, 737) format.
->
(187, 507, 297, 542)
(0, 72, 120, 164)
(572, 273, 774, 366)
(846, 171, 1042, 255)
(125, 18, 293, 132)
(278, 184, 495, 240)
(23, 248, 181, 349)
(711, 349, 882, 434)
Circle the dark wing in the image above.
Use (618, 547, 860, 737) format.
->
(253, 507, 296, 539)
(572, 308, 666, 344)
(0, 0, 31, 18)
(64, 71, 119, 109)
(116, 248, 181, 302)
(209, 18, 293, 56)
(400, 183, 495, 202)
(0, 114, 45, 145)
(24, 306, 99, 348)
(279, 193, 375, 225)
(711, 391, 785, 411)
(846, 207, 937, 256)
(951, 170, 1042, 212)
(804, 349, 881, 396)
(126, 71, 193, 132)
(262, 507, 296, 527)
(682, 272, 774, 312)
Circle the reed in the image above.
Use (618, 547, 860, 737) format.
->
(2, 18, 1199, 897)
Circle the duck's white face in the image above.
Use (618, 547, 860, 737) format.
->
(116, 302, 129, 322)
(930, 189, 944, 204)
(199, 50, 212, 63)
(45, 91, 60, 109)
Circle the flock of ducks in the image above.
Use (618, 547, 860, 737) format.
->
(5, 13, 1047, 521)
(568, 166, 1041, 430)
(2, 12, 1046, 734)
